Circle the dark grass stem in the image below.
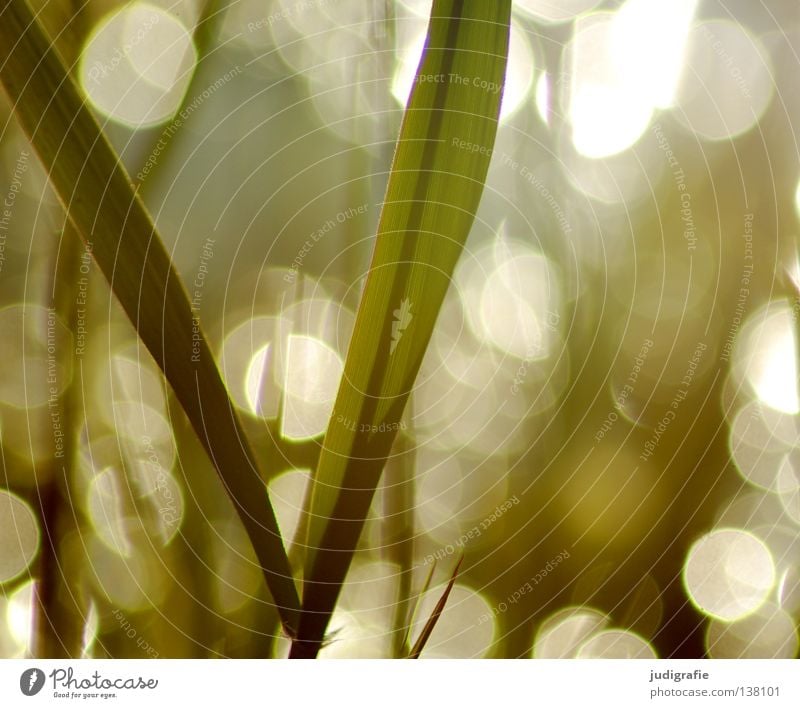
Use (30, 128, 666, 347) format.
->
(1, 0, 301, 635)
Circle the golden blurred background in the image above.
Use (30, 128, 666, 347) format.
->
(1, 0, 800, 658)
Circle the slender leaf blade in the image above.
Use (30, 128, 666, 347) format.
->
(0, 0, 300, 633)
(292, 0, 512, 656)
(400, 559, 437, 654)
(408, 557, 463, 659)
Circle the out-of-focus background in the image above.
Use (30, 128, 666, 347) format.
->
(1, 0, 800, 659)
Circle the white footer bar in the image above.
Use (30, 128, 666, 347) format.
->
(1, 659, 797, 707)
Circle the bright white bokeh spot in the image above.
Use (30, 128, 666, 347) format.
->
(124, 4, 192, 90)
(728, 402, 800, 492)
(281, 335, 344, 440)
(0, 596, 19, 656)
(413, 253, 567, 454)
(566, 14, 652, 158)
(614, 0, 697, 109)
(391, 22, 534, 121)
(282, 335, 342, 404)
(577, 629, 657, 658)
(6, 580, 35, 651)
(80, 3, 196, 128)
(673, 21, 773, 141)
(501, 24, 536, 121)
(735, 302, 799, 415)
(221, 297, 352, 438)
(245, 344, 273, 416)
(478, 238, 557, 360)
(222, 317, 287, 420)
(706, 603, 798, 658)
(534, 607, 610, 658)
(565, 1, 695, 158)
(267, 469, 311, 551)
(0, 491, 40, 584)
(504, 24, 536, 120)
(515, 0, 602, 24)
(409, 584, 495, 658)
(683, 528, 775, 621)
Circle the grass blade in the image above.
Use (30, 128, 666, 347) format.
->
(0, 0, 300, 634)
(408, 557, 464, 659)
(291, 0, 512, 657)
(400, 559, 437, 654)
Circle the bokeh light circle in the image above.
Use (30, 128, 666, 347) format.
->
(683, 528, 775, 621)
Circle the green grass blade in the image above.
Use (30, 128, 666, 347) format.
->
(408, 557, 463, 659)
(0, 0, 300, 634)
(291, 0, 512, 657)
